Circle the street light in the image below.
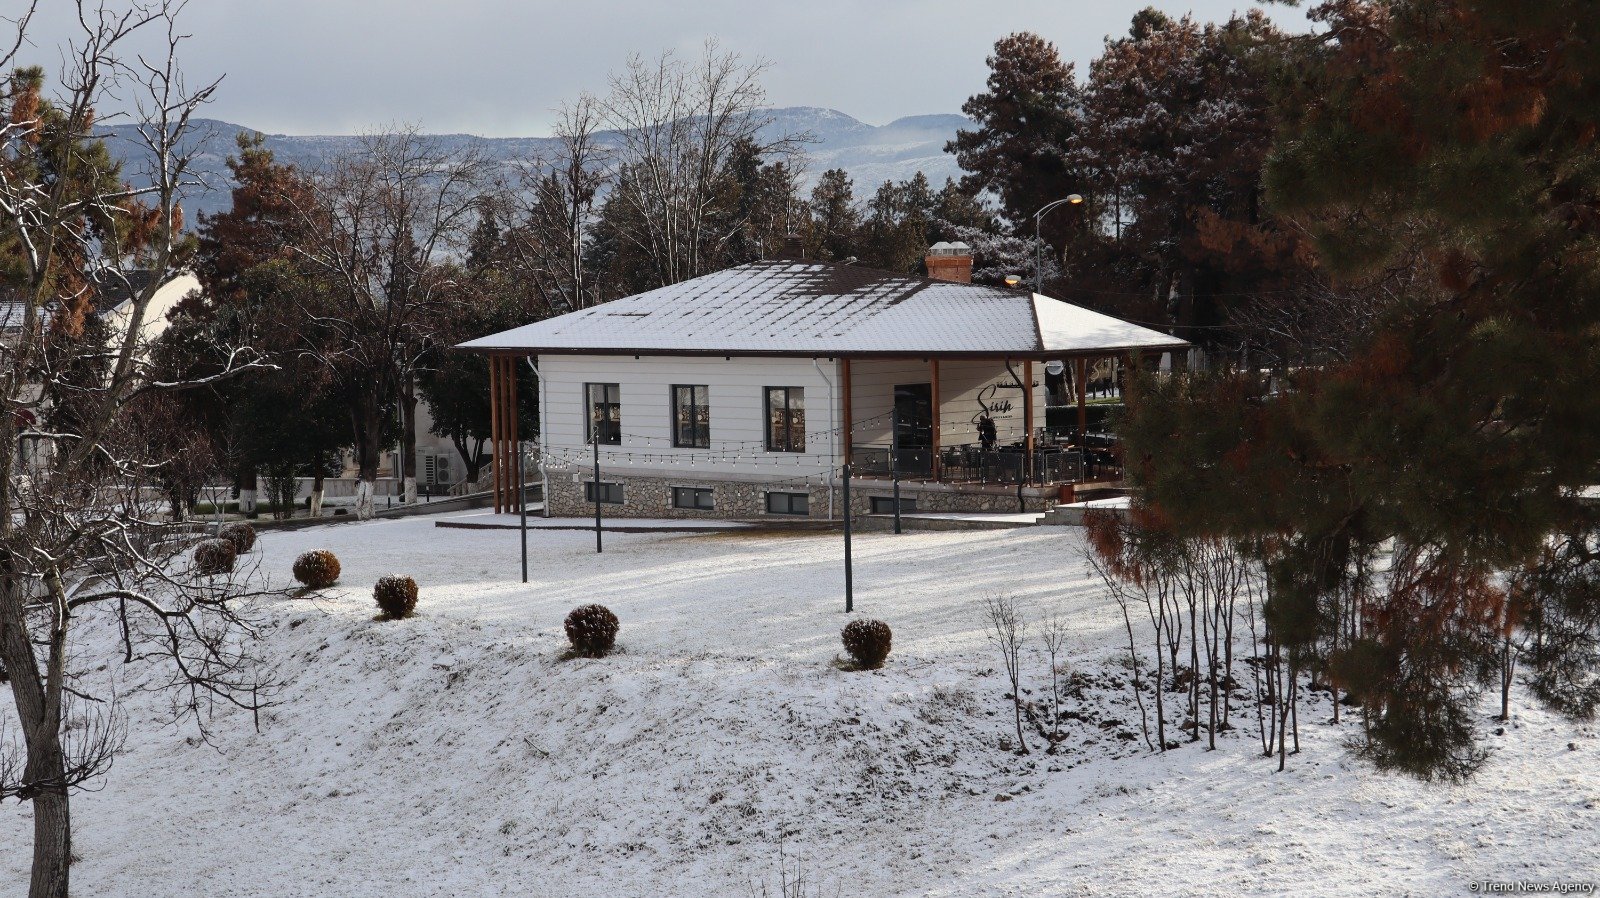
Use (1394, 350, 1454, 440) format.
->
(1034, 194, 1084, 293)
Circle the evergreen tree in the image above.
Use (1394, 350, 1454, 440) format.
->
(946, 33, 1087, 250)
(1073, 10, 1301, 346)
(858, 173, 937, 274)
(806, 168, 860, 261)
(416, 227, 541, 487)
(187, 134, 347, 516)
(1119, 0, 1600, 779)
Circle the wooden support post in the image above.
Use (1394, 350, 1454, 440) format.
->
(1023, 358, 1035, 482)
(488, 355, 502, 514)
(499, 356, 515, 513)
(1076, 357, 1088, 444)
(841, 357, 853, 468)
(929, 358, 941, 481)
(505, 357, 519, 513)
(497, 357, 508, 513)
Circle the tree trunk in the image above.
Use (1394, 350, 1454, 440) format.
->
(351, 398, 383, 520)
(237, 463, 257, 517)
(401, 382, 418, 504)
(1154, 641, 1167, 751)
(28, 770, 70, 898)
(1, 579, 71, 898)
(1500, 631, 1514, 722)
(310, 469, 325, 519)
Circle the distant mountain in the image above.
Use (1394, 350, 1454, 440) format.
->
(99, 107, 973, 223)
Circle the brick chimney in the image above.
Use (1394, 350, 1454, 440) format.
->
(925, 241, 973, 283)
(778, 234, 806, 261)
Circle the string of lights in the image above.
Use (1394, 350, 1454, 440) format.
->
(604, 409, 897, 449)
(541, 447, 840, 467)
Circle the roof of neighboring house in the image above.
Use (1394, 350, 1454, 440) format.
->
(459, 260, 1187, 359)
(0, 270, 197, 333)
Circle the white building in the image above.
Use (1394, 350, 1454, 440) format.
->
(461, 246, 1186, 518)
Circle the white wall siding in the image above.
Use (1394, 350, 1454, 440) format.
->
(537, 354, 844, 479)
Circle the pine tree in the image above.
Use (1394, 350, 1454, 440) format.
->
(187, 134, 344, 516)
(1073, 10, 1300, 346)
(946, 33, 1086, 249)
(806, 169, 860, 261)
(1120, 0, 1600, 779)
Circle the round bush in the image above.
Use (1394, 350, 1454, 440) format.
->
(192, 538, 237, 576)
(373, 576, 419, 620)
(292, 550, 341, 589)
(842, 619, 892, 669)
(564, 604, 619, 658)
(218, 521, 257, 554)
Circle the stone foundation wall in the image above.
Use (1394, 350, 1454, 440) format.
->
(545, 471, 829, 520)
(846, 481, 1058, 516)
(544, 470, 1061, 519)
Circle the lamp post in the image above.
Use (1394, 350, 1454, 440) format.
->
(1033, 194, 1084, 293)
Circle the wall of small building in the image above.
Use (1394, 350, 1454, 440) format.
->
(848, 358, 1050, 449)
(536, 353, 844, 481)
(531, 354, 1061, 520)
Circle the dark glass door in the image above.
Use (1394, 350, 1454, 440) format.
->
(892, 383, 933, 476)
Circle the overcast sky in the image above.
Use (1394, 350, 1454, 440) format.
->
(18, 0, 1312, 137)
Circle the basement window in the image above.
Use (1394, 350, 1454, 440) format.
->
(869, 496, 917, 515)
(671, 486, 714, 511)
(584, 481, 624, 504)
(766, 491, 809, 516)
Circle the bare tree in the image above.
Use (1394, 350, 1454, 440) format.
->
(0, 5, 277, 896)
(597, 40, 800, 287)
(284, 126, 486, 515)
(1085, 510, 1188, 753)
(501, 94, 610, 313)
(983, 593, 1029, 755)
(1039, 609, 1070, 749)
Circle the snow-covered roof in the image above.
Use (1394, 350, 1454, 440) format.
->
(459, 260, 1187, 358)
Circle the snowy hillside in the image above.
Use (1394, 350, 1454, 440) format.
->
(1, 513, 1592, 896)
(99, 107, 971, 223)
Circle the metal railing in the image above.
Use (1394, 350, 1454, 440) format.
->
(850, 440, 1120, 486)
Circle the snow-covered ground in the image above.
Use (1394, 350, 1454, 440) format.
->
(3, 512, 1595, 896)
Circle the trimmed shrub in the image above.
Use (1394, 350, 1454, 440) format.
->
(292, 550, 341, 589)
(374, 576, 419, 620)
(192, 538, 237, 576)
(218, 521, 257, 554)
(564, 604, 619, 658)
(842, 619, 892, 669)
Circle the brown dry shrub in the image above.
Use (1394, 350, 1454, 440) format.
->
(842, 618, 892, 669)
(193, 538, 237, 576)
(292, 550, 341, 589)
(374, 576, 419, 620)
(218, 521, 257, 554)
(564, 604, 619, 658)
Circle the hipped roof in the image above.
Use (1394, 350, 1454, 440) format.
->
(459, 260, 1187, 359)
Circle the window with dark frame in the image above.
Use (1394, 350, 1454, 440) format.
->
(585, 383, 620, 445)
(671, 486, 714, 510)
(764, 386, 805, 452)
(766, 491, 809, 515)
(869, 496, 917, 514)
(671, 385, 710, 448)
(584, 481, 624, 504)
